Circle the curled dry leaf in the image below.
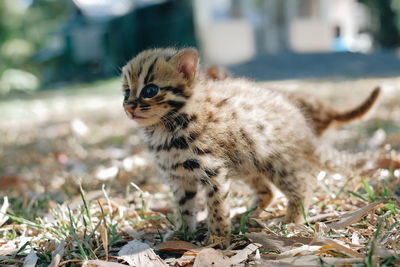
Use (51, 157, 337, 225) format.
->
(117, 240, 167, 267)
(326, 200, 385, 230)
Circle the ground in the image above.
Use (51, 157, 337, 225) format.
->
(0, 77, 399, 266)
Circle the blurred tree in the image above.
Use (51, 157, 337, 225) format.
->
(359, 0, 400, 49)
(0, 0, 70, 92)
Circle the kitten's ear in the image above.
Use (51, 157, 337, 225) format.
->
(171, 48, 199, 82)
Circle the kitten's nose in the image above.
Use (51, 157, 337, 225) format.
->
(126, 101, 138, 113)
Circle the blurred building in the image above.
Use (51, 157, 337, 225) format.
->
(194, 0, 372, 65)
(37, 0, 196, 85)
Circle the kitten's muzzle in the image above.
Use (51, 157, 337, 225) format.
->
(124, 101, 148, 120)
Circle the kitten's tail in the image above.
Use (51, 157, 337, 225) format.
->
(331, 87, 380, 122)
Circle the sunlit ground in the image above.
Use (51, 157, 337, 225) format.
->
(0, 77, 399, 266)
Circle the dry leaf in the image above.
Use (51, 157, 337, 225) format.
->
(277, 245, 322, 258)
(319, 238, 363, 258)
(118, 240, 167, 267)
(176, 251, 198, 266)
(229, 243, 261, 265)
(326, 200, 385, 230)
(23, 249, 38, 267)
(49, 240, 65, 267)
(193, 244, 260, 267)
(82, 260, 128, 267)
(260, 255, 364, 266)
(154, 240, 199, 252)
(193, 248, 231, 267)
(245, 232, 325, 252)
(100, 224, 109, 260)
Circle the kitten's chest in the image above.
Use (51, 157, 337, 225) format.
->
(141, 128, 196, 174)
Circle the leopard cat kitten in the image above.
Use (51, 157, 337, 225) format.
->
(204, 66, 380, 136)
(121, 48, 375, 243)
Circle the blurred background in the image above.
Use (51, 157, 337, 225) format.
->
(1, 0, 400, 92)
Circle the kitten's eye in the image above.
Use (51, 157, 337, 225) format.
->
(123, 89, 130, 101)
(140, 84, 159, 99)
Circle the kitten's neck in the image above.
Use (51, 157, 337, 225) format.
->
(145, 109, 192, 136)
(144, 79, 204, 135)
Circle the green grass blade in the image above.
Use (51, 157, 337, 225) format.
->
(362, 180, 376, 202)
(80, 185, 93, 231)
(239, 206, 257, 234)
(348, 191, 368, 203)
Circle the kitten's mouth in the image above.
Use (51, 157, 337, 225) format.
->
(132, 115, 147, 120)
(125, 110, 148, 121)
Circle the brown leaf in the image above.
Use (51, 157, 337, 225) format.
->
(99, 224, 109, 260)
(326, 200, 385, 230)
(192, 248, 231, 267)
(154, 240, 199, 252)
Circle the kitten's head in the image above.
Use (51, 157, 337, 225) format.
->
(121, 48, 199, 127)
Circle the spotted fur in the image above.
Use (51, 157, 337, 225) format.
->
(121, 48, 377, 244)
(205, 66, 381, 136)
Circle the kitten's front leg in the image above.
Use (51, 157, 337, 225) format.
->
(204, 168, 231, 245)
(170, 178, 198, 232)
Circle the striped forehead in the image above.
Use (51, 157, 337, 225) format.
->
(137, 55, 159, 97)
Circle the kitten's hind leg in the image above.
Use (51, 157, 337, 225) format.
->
(247, 176, 274, 216)
(270, 167, 314, 224)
